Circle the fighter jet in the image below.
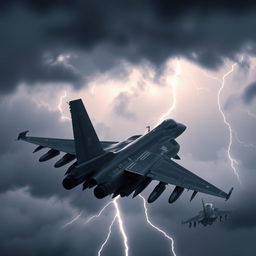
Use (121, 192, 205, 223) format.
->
(17, 99, 233, 204)
(182, 200, 231, 227)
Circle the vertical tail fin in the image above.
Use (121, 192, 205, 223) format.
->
(69, 99, 104, 164)
(202, 199, 206, 215)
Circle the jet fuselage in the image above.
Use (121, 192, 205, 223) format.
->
(72, 119, 186, 199)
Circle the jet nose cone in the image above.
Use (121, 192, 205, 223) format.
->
(179, 123, 187, 132)
(177, 123, 186, 135)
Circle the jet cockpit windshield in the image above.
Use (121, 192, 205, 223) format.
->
(162, 119, 177, 129)
(205, 203, 213, 209)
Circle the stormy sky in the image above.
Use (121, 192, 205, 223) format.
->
(1, 1, 256, 256)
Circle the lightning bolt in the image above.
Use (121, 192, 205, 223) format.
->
(59, 59, 181, 255)
(204, 60, 242, 184)
(139, 195, 177, 256)
(58, 90, 71, 121)
(217, 62, 241, 183)
(113, 199, 129, 256)
(157, 59, 181, 125)
(98, 215, 117, 256)
(83, 201, 112, 225)
(62, 211, 83, 228)
(62, 197, 129, 256)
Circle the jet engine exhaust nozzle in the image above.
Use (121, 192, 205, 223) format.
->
(94, 183, 112, 199)
(62, 177, 75, 190)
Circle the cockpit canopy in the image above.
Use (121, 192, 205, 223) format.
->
(161, 119, 177, 129)
(205, 203, 213, 209)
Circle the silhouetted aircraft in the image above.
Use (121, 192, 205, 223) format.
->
(18, 99, 233, 203)
(182, 199, 232, 227)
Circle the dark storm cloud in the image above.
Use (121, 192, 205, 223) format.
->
(2, 0, 256, 93)
(226, 190, 256, 230)
(242, 81, 256, 104)
(0, 188, 120, 256)
(0, 7, 82, 94)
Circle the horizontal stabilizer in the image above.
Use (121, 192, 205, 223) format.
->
(226, 187, 234, 200)
(17, 130, 29, 140)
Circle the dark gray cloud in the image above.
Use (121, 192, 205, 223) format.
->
(0, 188, 121, 256)
(1, 0, 256, 93)
(1, 2, 256, 254)
(226, 188, 256, 230)
(0, 7, 82, 94)
(242, 81, 256, 104)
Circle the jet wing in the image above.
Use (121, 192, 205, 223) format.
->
(126, 153, 232, 200)
(17, 131, 118, 155)
(214, 209, 231, 217)
(182, 214, 203, 224)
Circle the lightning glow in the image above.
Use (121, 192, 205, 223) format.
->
(204, 60, 242, 183)
(139, 195, 177, 256)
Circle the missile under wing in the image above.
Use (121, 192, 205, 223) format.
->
(18, 99, 233, 204)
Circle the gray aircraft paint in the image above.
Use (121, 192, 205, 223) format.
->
(18, 99, 233, 204)
(182, 200, 231, 227)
